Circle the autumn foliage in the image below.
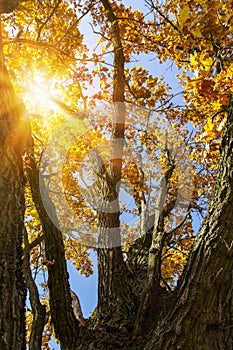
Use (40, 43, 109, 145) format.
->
(0, 0, 233, 349)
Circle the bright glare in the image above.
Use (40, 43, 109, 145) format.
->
(25, 72, 62, 116)
(30, 75, 50, 101)
(27, 72, 50, 102)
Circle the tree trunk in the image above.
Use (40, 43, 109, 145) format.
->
(0, 6, 33, 349)
(143, 100, 233, 349)
(96, 0, 132, 325)
(0, 63, 27, 350)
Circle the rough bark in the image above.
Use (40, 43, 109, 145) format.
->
(0, 0, 18, 14)
(0, 7, 31, 349)
(144, 100, 233, 349)
(0, 63, 27, 350)
(96, 0, 132, 325)
(26, 154, 80, 350)
(134, 160, 176, 335)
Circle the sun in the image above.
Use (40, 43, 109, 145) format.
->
(29, 73, 51, 102)
(25, 71, 62, 116)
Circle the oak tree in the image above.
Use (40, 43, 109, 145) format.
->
(0, 0, 233, 349)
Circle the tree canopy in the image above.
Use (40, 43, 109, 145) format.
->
(0, 0, 233, 349)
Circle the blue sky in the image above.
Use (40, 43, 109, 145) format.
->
(68, 252, 98, 319)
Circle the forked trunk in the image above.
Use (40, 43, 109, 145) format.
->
(144, 101, 233, 350)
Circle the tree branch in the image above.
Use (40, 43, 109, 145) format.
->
(58, 4, 94, 44)
(36, 0, 62, 41)
(134, 153, 176, 335)
(25, 145, 80, 349)
(146, 0, 179, 31)
(23, 228, 46, 350)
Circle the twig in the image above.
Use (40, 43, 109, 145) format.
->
(36, 0, 62, 41)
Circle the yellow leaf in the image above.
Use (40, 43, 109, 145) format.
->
(190, 27, 202, 38)
(203, 117, 214, 133)
(190, 53, 198, 67)
(212, 100, 221, 111)
(199, 53, 212, 70)
(179, 5, 190, 30)
(101, 45, 106, 53)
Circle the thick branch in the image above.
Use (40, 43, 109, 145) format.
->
(101, 0, 125, 103)
(25, 149, 80, 350)
(134, 157, 175, 335)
